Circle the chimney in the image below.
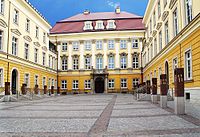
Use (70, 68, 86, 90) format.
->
(83, 9, 90, 15)
(115, 6, 120, 14)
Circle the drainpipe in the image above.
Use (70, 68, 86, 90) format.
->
(6, 1, 11, 82)
(56, 36, 59, 90)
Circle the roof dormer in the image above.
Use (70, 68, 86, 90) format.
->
(83, 21, 93, 31)
(106, 20, 116, 29)
(95, 21, 104, 30)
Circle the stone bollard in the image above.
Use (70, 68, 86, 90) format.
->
(44, 85, 47, 95)
(21, 84, 27, 95)
(151, 78, 157, 104)
(5, 82, 10, 95)
(160, 74, 168, 108)
(51, 86, 54, 95)
(146, 80, 151, 100)
(34, 85, 39, 94)
(57, 87, 60, 95)
(174, 68, 185, 115)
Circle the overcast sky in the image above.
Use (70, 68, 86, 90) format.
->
(28, 0, 148, 26)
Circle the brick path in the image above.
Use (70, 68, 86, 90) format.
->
(0, 94, 199, 137)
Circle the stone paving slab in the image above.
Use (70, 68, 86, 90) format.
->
(113, 104, 157, 110)
(0, 119, 96, 133)
(108, 116, 198, 132)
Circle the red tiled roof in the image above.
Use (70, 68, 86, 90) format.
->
(50, 12, 145, 34)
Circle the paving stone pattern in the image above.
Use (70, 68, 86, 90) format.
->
(0, 94, 199, 137)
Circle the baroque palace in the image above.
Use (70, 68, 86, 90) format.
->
(0, 0, 200, 97)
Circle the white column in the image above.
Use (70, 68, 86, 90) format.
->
(92, 40, 96, 69)
(80, 41, 84, 70)
(103, 40, 108, 68)
(115, 39, 120, 69)
(127, 40, 132, 69)
(68, 42, 72, 70)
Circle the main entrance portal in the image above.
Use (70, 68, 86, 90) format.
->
(95, 77, 104, 93)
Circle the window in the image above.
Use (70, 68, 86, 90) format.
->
(96, 55, 103, 69)
(61, 80, 67, 89)
(133, 54, 139, 69)
(52, 57, 54, 69)
(150, 19, 152, 32)
(52, 79, 54, 87)
(85, 80, 91, 89)
(0, 0, 4, 14)
(165, 21, 169, 45)
(25, 19, 30, 32)
(96, 40, 102, 50)
(108, 55, 115, 69)
(73, 80, 79, 89)
(107, 20, 116, 29)
(85, 41, 91, 50)
(84, 21, 93, 30)
(132, 39, 138, 48)
(24, 43, 29, 60)
(24, 74, 29, 87)
(159, 31, 162, 51)
(153, 11, 156, 27)
(158, 0, 161, 17)
(12, 37, 17, 55)
(73, 56, 79, 70)
(34, 48, 38, 63)
(159, 67, 162, 79)
(85, 56, 91, 70)
(121, 79, 127, 88)
(36, 26, 39, 38)
(150, 44, 153, 59)
(62, 57, 68, 70)
(108, 40, 114, 49)
(108, 79, 115, 89)
(0, 30, 2, 51)
(62, 43, 67, 51)
(73, 41, 79, 51)
(42, 52, 46, 66)
(154, 38, 157, 56)
(34, 75, 38, 86)
(96, 21, 104, 30)
(0, 68, 3, 87)
(43, 32, 46, 43)
(120, 40, 127, 49)
(173, 57, 178, 81)
(147, 48, 150, 62)
(42, 77, 46, 87)
(48, 78, 51, 89)
(173, 8, 179, 36)
(185, 0, 192, 24)
(121, 54, 127, 69)
(13, 9, 19, 24)
(133, 79, 139, 88)
(185, 50, 192, 80)
(49, 55, 51, 67)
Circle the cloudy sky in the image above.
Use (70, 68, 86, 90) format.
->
(28, 0, 148, 26)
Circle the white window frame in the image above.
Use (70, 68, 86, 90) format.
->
(96, 55, 103, 69)
(108, 40, 114, 49)
(85, 56, 91, 70)
(61, 80, 67, 89)
(95, 21, 104, 30)
(96, 40, 103, 50)
(106, 20, 116, 29)
(25, 18, 30, 32)
(133, 54, 139, 69)
(48, 78, 51, 89)
(0, 0, 4, 15)
(133, 78, 139, 88)
(24, 43, 29, 60)
(43, 32, 46, 44)
(172, 57, 178, 82)
(62, 57, 68, 71)
(185, 49, 192, 80)
(12, 36, 17, 56)
(120, 40, 127, 49)
(24, 73, 30, 88)
(132, 39, 138, 48)
(108, 55, 115, 69)
(0, 30, 3, 51)
(165, 21, 169, 45)
(42, 77, 46, 88)
(121, 79, 127, 89)
(154, 38, 157, 57)
(120, 54, 127, 69)
(73, 80, 79, 90)
(173, 8, 179, 36)
(108, 79, 115, 89)
(36, 26, 39, 38)
(72, 41, 79, 51)
(34, 75, 39, 86)
(84, 21, 93, 30)
(85, 41, 91, 50)
(159, 31, 162, 52)
(85, 80, 91, 89)
(0, 68, 3, 87)
(185, 0, 192, 24)
(62, 42, 67, 51)
(73, 56, 79, 70)
(13, 9, 19, 25)
(42, 52, 46, 66)
(34, 48, 38, 63)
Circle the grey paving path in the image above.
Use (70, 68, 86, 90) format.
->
(0, 94, 199, 137)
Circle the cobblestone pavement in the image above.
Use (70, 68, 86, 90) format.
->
(0, 94, 200, 137)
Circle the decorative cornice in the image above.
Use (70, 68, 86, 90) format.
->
(34, 42, 41, 47)
(169, 0, 178, 9)
(95, 53, 103, 56)
(152, 30, 157, 37)
(162, 11, 169, 21)
(42, 46, 47, 51)
(156, 22, 162, 30)
(11, 29, 21, 36)
(0, 19, 7, 28)
(149, 37, 153, 43)
(119, 52, 128, 56)
(23, 35, 32, 42)
(107, 52, 115, 56)
(60, 55, 68, 58)
(84, 54, 92, 57)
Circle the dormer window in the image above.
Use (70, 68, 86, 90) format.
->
(107, 20, 116, 29)
(95, 21, 104, 30)
(84, 21, 93, 30)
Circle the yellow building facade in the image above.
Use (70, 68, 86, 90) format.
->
(0, 0, 57, 94)
(142, 0, 200, 98)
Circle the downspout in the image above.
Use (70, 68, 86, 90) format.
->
(56, 36, 59, 89)
(6, 1, 11, 82)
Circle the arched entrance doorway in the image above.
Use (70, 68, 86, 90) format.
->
(95, 77, 104, 93)
(11, 69, 18, 94)
(165, 61, 169, 90)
